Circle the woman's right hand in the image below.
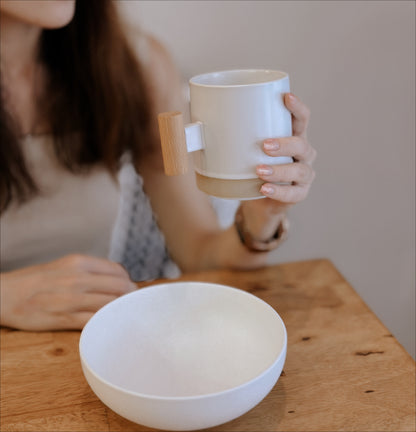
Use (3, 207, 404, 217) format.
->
(0, 254, 136, 331)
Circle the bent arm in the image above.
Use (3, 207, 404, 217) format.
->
(137, 36, 272, 272)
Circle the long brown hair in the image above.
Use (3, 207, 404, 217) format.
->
(0, 0, 154, 212)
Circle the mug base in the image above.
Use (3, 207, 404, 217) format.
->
(195, 173, 265, 200)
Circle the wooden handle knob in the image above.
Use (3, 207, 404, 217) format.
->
(158, 111, 188, 175)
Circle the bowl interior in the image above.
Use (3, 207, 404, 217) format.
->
(80, 282, 286, 398)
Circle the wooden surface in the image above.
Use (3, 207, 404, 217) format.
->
(1, 259, 415, 431)
(158, 111, 188, 176)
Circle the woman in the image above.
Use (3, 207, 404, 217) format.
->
(0, 0, 316, 331)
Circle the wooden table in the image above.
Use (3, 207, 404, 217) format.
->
(1, 259, 415, 431)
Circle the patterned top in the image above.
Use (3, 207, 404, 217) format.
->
(0, 135, 179, 281)
(109, 160, 180, 281)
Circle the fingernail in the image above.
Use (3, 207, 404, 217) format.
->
(257, 165, 273, 176)
(264, 139, 279, 151)
(261, 184, 275, 196)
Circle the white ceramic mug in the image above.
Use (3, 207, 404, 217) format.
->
(158, 69, 293, 200)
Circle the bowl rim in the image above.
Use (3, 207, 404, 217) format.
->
(79, 281, 287, 401)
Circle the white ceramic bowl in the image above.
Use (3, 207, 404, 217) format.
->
(79, 282, 286, 431)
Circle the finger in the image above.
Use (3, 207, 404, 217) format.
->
(61, 254, 131, 279)
(85, 274, 137, 295)
(284, 93, 310, 138)
(54, 311, 95, 330)
(256, 163, 315, 185)
(34, 278, 133, 314)
(68, 292, 123, 313)
(263, 137, 317, 163)
(63, 273, 137, 296)
(73, 312, 95, 329)
(260, 183, 310, 204)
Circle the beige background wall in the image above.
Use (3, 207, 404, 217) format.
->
(118, 1, 415, 358)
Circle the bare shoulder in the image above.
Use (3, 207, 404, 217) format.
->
(135, 33, 185, 113)
(125, 30, 186, 168)
(146, 35, 176, 73)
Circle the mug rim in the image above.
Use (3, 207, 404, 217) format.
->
(189, 69, 288, 88)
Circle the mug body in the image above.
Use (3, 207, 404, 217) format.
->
(189, 70, 292, 200)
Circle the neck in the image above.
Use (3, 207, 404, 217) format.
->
(0, 13, 42, 77)
(0, 13, 47, 135)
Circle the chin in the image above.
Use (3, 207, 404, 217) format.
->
(1, 0, 77, 29)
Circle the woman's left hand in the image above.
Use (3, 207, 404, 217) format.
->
(239, 93, 316, 241)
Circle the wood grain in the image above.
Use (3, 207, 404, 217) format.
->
(1, 259, 415, 431)
(158, 111, 188, 176)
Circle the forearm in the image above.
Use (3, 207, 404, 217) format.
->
(141, 159, 289, 273)
(193, 224, 271, 272)
(179, 204, 288, 272)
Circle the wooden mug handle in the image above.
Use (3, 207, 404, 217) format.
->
(158, 111, 188, 176)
